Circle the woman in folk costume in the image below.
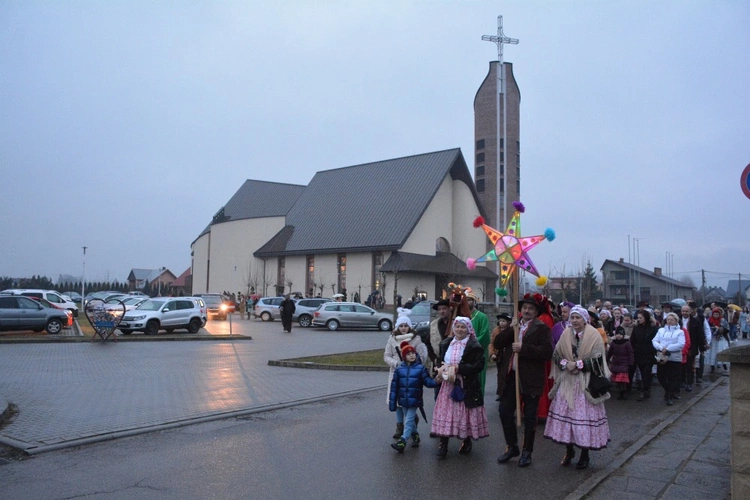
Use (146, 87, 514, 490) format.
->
(545, 305, 611, 470)
(431, 316, 489, 458)
(706, 307, 730, 372)
(384, 308, 428, 439)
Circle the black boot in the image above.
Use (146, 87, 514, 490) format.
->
(436, 437, 448, 458)
(392, 423, 404, 439)
(519, 426, 535, 467)
(459, 438, 473, 454)
(497, 422, 519, 463)
(561, 445, 575, 466)
(390, 438, 406, 453)
(497, 445, 520, 463)
(576, 448, 590, 469)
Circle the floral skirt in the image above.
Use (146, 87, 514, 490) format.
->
(544, 383, 610, 449)
(431, 380, 489, 440)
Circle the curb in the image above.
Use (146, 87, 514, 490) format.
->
(268, 359, 388, 371)
(563, 377, 726, 500)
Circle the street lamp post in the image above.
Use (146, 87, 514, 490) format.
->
(81, 246, 87, 307)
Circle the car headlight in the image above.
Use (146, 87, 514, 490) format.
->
(130, 315, 146, 321)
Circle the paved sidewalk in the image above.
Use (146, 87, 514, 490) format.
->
(567, 376, 731, 500)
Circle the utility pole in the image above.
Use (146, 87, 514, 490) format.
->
(701, 269, 706, 305)
(739, 273, 743, 307)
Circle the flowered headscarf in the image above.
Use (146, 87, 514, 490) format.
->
(569, 305, 590, 323)
(452, 316, 476, 339)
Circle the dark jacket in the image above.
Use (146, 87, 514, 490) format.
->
(279, 298, 295, 319)
(493, 318, 553, 396)
(630, 323, 658, 365)
(437, 336, 485, 408)
(607, 337, 634, 374)
(492, 325, 514, 394)
(685, 315, 706, 356)
(389, 360, 437, 410)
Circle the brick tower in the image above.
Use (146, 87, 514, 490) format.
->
(473, 61, 520, 230)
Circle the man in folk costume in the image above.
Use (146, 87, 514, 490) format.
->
(428, 299, 453, 368)
(466, 289, 491, 396)
(496, 293, 554, 467)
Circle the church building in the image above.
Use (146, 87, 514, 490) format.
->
(190, 149, 497, 303)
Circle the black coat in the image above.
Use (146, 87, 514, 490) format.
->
(685, 315, 706, 355)
(279, 299, 295, 320)
(629, 324, 658, 364)
(492, 318, 553, 396)
(438, 336, 485, 408)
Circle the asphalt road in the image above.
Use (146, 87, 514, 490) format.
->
(0, 316, 723, 499)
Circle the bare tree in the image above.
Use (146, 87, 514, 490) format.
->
(285, 278, 293, 295)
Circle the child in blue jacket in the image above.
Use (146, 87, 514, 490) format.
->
(389, 340, 439, 452)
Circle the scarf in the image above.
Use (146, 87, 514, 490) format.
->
(549, 324, 610, 408)
(708, 308, 723, 328)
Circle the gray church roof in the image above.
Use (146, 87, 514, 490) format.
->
(196, 180, 306, 240)
(255, 148, 484, 257)
(380, 251, 497, 279)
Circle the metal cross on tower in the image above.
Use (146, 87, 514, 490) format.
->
(482, 15, 518, 232)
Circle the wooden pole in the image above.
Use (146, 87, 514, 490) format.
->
(512, 270, 522, 427)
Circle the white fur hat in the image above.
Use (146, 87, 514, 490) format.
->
(395, 307, 412, 329)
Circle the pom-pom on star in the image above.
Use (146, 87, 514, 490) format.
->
(467, 202, 555, 296)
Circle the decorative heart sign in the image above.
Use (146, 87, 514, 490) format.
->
(85, 299, 126, 342)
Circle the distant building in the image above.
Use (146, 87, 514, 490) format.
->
(600, 258, 694, 306)
(725, 280, 750, 304)
(190, 149, 497, 303)
(127, 268, 177, 294)
(699, 286, 728, 305)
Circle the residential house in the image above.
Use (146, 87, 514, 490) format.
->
(600, 258, 694, 306)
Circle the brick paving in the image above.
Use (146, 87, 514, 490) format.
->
(0, 320, 388, 453)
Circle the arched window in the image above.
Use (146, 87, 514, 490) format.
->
(436, 237, 450, 253)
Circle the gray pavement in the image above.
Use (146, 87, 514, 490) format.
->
(0, 317, 735, 498)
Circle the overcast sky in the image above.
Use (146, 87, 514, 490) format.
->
(1, 1, 748, 289)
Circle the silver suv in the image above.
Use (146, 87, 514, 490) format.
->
(119, 298, 206, 335)
(294, 298, 332, 327)
(0, 295, 70, 334)
(253, 297, 284, 321)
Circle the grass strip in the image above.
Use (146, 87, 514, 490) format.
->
(290, 349, 383, 366)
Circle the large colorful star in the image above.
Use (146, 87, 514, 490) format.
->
(466, 202, 555, 292)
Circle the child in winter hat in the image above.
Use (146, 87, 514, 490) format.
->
(389, 340, 438, 453)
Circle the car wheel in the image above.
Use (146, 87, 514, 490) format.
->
(326, 319, 340, 331)
(145, 320, 159, 336)
(298, 315, 312, 327)
(378, 319, 392, 331)
(187, 318, 201, 334)
(120, 329, 132, 335)
(46, 318, 63, 335)
(261, 312, 272, 321)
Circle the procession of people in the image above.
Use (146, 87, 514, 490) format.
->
(383, 286, 736, 471)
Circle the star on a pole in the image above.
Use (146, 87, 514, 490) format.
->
(467, 201, 555, 295)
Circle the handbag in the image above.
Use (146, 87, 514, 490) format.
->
(655, 352, 669, 365)
(587, 357, 613, 398)
(450, 379, 466, 402)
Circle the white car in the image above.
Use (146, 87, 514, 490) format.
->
(119, 297, 206, 335)
(0, 289, 79, 318)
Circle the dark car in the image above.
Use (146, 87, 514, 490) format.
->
(0, 295, 70, 334)
(197, 294, 228, 320)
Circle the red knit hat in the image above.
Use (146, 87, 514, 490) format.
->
(400, 340, 416, 357)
